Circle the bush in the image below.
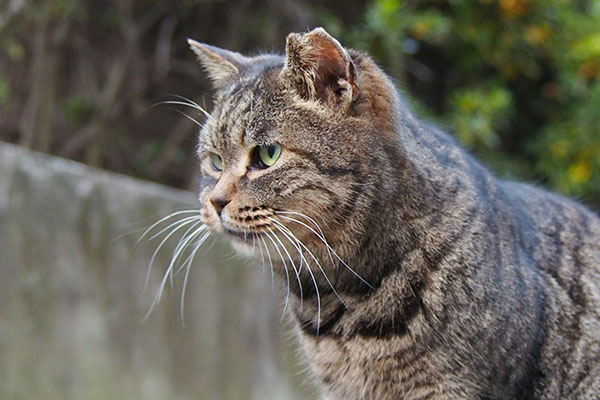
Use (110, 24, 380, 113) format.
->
(1, 0, 598, 207)
(324, 0, 600, 207)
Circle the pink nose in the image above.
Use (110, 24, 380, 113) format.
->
(210, 196, 230, 216)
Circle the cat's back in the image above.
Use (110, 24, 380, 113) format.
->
(498, 180, 600, 397)
(500, 180, 600, 270)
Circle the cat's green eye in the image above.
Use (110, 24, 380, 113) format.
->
(209, 152, 223, 172)
(257, 143, 282, 168)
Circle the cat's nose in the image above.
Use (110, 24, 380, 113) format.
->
(210, 196, 230, 216)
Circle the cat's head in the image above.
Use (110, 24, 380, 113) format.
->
(190, 28, 401, 291)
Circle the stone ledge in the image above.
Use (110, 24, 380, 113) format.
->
(0, 141, 309, 400)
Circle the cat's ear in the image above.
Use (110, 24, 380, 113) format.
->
(282, 27, 358, 107)
(187, 39, 248, 89)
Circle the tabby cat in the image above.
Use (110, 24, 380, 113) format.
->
(183, 28, 600, 399)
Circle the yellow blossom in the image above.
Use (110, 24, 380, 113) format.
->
(499, 0, 530, 17)
(569, 161, 592, 183)
(525, 25, 552, 45)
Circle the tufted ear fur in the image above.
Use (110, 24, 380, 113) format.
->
(281, 27, 358, 107)
(188, 39, 249, 89)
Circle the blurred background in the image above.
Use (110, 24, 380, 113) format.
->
(1, 0, 599, 399)
(2, 0, 599, 203)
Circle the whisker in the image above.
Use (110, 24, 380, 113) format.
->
(179, 231, 212, 325)
(144, 223, 207, 320)
(269, 222, 311, 275)
(263, 228, 291, 315)
(270, 219, 350, 315)
(173, 226, 210, 275)
(276, 210, 326, 239)
(256, 233, 266, 274)
(276, 210, 335, 266)
(278, 213, 374, 291)
(167, 220, 206, 288)
(270, 218, 345, 320)
(148, 215, 200, 242)
(269, 222, 324, 332)
(137, 209, 200, 244)
(114, 210, 190, 244)
(169, 224, 208, 276)
(171, 108, 204, 128)
(148, 99, 208, 128)
(151, 98, 210, 119)
(267, 225, 304, 311)
(144, 218, 201, 289)
(259, 234, 275, 288)
(166, 94, 212, 120)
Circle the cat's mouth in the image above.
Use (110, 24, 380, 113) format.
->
(224, 227, 254, 241)
(220, 208, 275, 241)
(222, 225, 269, 242)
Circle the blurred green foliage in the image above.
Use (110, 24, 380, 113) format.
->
(325, 0, 600, 205)
(0, 75, 9, 105)
(63, 95, 93, 127)
(0, 0, 598, 206)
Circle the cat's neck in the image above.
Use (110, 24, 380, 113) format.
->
(289, 108, 487, 334)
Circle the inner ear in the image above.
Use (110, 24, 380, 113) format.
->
(311, 35, 357, 100)
(282, 27, 358, 106)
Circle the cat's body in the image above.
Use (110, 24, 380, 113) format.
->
(187, 28, 600, 399)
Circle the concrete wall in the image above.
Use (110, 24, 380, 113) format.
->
(0, 142, 313, 400)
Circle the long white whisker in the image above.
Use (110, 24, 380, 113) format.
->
(144, 224, 207, 320)
(156, 100, 204, 110)
(268, 225, 304, 311)
(174, 225, 209, 275)
(259, 234, 275, 287)
(144, 218, 201, 289)
(138, 210, 200, 244)
(169, 224, 207, 272)
(269, 222, 325, 331)
(269, 218, 341, 318)
(148, 215, 200, 243)
(268, 222, 311, 277)
(171, 108, 204, 127)
(166, 94, 212, 119)
(179, 231, 211, 325)
(275, 210, 327, 239)
(263, 229, 291, 315)
(171, 220, 206, 257)
(256, 233, 266, 273)
(279, 214, 374, 290)
(277, 210, 335, 267)
(168, 221, 206, 287)
(152, 99, 210, 119)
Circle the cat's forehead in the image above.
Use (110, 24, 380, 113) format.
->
(200, 63, 287, 151)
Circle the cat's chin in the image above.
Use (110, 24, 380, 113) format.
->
(223, 228, 260, 256)
(229, 237, 257, 257)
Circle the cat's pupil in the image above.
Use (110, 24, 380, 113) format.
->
(267, 145, 276, 158)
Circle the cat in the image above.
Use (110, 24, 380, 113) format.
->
(182, 27, 600, 399)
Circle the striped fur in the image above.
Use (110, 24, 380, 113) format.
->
(189, 28, 600, 399)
